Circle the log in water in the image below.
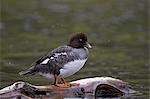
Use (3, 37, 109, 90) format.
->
(0, 77, 137, 98)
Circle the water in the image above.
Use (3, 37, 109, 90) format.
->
(0, 0, 149, 98)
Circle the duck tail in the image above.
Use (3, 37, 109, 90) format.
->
(19, 67, 36, 76)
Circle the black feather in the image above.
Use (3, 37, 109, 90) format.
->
(19, 67, 36, 76)
(19, 70, 34, 76)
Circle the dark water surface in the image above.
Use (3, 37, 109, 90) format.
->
(1, 0, 149, 98)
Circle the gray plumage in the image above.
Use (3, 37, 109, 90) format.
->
(19, 32, 92, 84)
(19, 45, 89, 76)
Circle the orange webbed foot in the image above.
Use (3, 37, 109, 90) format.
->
(55, 83, 71, 88)
(53, 75, 80, 89)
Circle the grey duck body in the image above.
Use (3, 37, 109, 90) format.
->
(20, 45, 89, 79)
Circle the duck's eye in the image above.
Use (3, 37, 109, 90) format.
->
(79, 39, 83, 42)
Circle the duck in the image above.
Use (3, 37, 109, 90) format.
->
(19, 32, 92, 88)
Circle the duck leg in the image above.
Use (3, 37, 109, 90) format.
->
(53, 75, 71, 88)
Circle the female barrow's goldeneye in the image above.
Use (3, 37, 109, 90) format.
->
(19, 32, 92, 88)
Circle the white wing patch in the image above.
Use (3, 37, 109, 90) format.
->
(40, 58, 50, 64)
(50, 57, 54, 60)
(54, 52, 67, 58)
(40, 52, 67, 65)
